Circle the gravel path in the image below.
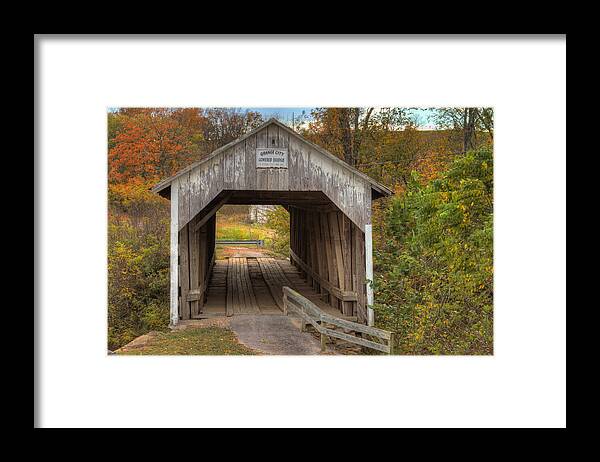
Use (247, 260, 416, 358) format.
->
(229, 315, 323, 355)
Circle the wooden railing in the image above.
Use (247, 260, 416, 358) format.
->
(216, 239, 264, 247)
(289, 249, 357, 302)
(282, 286, 395, 354)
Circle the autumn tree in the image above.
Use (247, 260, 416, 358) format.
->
(108, 107, 266, 192)
(301, 108, 371, 167)
(302, 108, 413, 167)
(434, 108, 494, 153)
(108, 109, 201, 185)
(198, 108, 264, 154)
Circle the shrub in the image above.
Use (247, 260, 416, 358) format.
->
(373, 148, 493, 355)
(264, 206, 290, 257)
(107, 219, 170, 351)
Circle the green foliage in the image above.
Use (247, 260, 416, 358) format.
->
(373, 148, 493, 355)
(107, 220, 170, 350)
(264, 206, 290, 257)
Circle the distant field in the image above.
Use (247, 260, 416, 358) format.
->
(216, 221, 274, 241)
(215, 211, 287, 258)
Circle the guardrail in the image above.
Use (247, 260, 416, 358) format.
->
(216, 239, 264, 247)
(289, 249, 358, 301)
(282, 286, 395, 354)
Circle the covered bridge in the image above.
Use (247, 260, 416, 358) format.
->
(152, 118, 392, 327)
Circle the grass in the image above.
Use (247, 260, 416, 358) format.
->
(216, 221, 274, 241)
(117, 327, 258, 355)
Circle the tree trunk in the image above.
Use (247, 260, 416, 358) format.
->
(337, 108, 354, 166)
(463, 108, 477, 153)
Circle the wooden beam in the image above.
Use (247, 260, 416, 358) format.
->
(349, 220, 366, 323)
(320, 210, 339, 308)
(365, 223, 374, 326)
(284, 203, 338, 213)
(195, 225, 207, 316)
(313, 212, 327, 297)
(169, 179, 179, 326)
(204, 214, 217, 304)
(188, 215, 200, 319)
(193, 192, 232, 232)
(178, 223, 190, 319)
(226, 258, 234, 317)
(313, 213, 321, 293)
(289, 249, 357, 302)
(329, 212, 345, 298)
(341, 214, 353, 316)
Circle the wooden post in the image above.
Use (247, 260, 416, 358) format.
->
(313, 213, 327, 299)
(329, 211, 345, 313)
(169, 179, 179, 327)
(205, 214, 217, 304)
(178, 224, 190, 320)
(353, 226, 367, 323)
(365, 223, 375, 326)
(389, 332, 396, 355)
(320, 211, 335, 306)
(197, 224, 208, 315)
(341, 215, 353, 316)
(188, 217, 200, 319)
(308, 213, 320, 293)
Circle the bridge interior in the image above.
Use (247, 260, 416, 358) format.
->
(201, 256, 356, 321)
(178, 189, 366, 323)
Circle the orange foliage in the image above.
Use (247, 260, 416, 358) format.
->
(108, 108, 264, 189)
(108, 177, 163, 205)
(108, 111, 196, 185)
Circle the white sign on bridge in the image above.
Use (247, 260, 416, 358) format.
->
(256, 148, 288, 168)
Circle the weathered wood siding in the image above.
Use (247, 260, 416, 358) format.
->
(177, 212, 216, 320)
(289, 206, 367, 322)
(177, 122, 371, 232)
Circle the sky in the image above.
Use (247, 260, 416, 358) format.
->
(247, 107, 438, 130)
(246, 107, 313, 121)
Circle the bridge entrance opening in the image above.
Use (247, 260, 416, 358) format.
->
(184, 193, 361, 322)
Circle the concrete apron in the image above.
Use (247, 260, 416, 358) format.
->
(229, 315, 323, 355)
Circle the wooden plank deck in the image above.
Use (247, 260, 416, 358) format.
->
(200, 257, 355, 321)
(256, 257, 295, 311)
(276, 258, 357, 321)
(226, 257, 260, 315)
